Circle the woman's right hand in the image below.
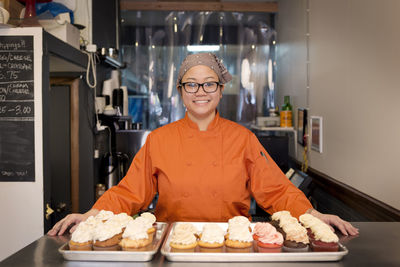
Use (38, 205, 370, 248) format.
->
(47, 209, 99, 236)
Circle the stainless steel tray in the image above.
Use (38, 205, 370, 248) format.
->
(59, 222, 168, 262)
(161, 222, 348, 262)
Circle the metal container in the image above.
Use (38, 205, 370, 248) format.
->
(59, 222, 168, 262)
(161, 222, 348, 262)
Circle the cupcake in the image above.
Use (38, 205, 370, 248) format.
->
(169, 225, 198, 251)
(299, 213, 322, 241)
(225, 224, 253, 249)
(68, 221, 94, 251)
(253, 222, 283, 253)
(281, 223, 309, 252)
(119, 219, 151, 251)
(139, 212, 157, 239)
(92, 221, 124, 251)
(198, 224, 225, 252)
(310, 223, 339, 252)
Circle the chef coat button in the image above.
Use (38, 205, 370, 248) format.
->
(186, 161, 192, 166)
(212, 192, 217, 197)
(183, 193, 189, 198)
(212, 161, 217, 166)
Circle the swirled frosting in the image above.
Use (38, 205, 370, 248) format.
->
(140, 212, 156, 224)
(299, 214, 322, 228)
(170, 228, 197, 245)
(94, 210, 114, 221)
(84, 215, 101, 227)
(271, 211, 292, 222)
(254, 223, 283, 245)
(299, 214, 339, 242)
(279, 217, 298, 228)
(174, 223, 198, 236)
(92, 222, 123, 242)
(122, 219, 149, 240)
(200, 224, 225, 244)
(228, 216, 250, 229)
(71, 221, 93, 243)
(106, 212, 133, 228)
(228, 225, 253, 242)
(312, 223, 339, 243)
(283, 223, 309, 244)
(134, 216, 153, 230)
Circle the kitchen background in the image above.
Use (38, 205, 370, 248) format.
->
(1, 0, 399, 261)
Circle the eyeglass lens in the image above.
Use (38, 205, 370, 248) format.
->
(182, 82, 219, 93)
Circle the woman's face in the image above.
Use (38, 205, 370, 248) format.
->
(179, 65, 224, 121)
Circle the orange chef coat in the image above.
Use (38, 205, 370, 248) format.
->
(93, 112, 312, 221)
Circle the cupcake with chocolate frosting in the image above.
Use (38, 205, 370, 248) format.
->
(282, 222, 309, 252)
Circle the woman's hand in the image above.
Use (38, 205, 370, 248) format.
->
(47, 209, 99, 236)
(307, 209, 359, 236)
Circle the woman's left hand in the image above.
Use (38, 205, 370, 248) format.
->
(307, 209, 359, 236)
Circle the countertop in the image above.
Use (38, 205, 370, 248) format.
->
(1, 222, 400, 267)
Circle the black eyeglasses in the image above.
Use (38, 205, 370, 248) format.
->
(180, 81, 221, 94)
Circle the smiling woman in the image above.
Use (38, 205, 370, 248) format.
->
(48, 52, 358, 238)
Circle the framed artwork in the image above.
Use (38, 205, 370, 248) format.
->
(310, 116, 323, 153)
(297, 108, 308, 146)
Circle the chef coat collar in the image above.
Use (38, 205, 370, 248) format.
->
(183, 111, 220, 132)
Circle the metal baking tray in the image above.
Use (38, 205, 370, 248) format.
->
(161, 222, 348, 262)
(59, 222, 168, 262)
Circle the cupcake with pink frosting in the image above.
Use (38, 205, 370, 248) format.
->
(253, 222, 284, 252)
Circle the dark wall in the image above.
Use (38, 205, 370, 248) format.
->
(92, 0, 118, 49)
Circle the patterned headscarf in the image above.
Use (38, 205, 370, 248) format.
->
(176, 53, 232, 86)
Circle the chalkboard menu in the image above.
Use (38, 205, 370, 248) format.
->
(0, 36, 35, 182)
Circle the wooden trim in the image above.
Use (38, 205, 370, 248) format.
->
(295, 161, 400, 221)
(70, 79, 80, 213)
(50, 78, 80, 213)
(120, 1, 278, 12)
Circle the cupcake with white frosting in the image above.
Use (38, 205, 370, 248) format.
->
(169, 224, 198, 251)
(198, 224, 225, 251)
(225, 224, 253, 249)
(69, 221, 94, 251)
(139, 212, 157, 240)
(299, 213, 322, 241)
(119, 218, 151, 250)
(92, 221, 124, 251)
(226, 216, 251, 239)
(309, 219, 339, 252)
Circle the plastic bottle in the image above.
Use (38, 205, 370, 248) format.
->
(280, 95, 293, 127)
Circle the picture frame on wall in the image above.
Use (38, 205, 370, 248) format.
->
(297, 108, 308, 146)
(310, 116, 323, 153)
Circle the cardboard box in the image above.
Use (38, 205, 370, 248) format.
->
(39, 20, 80, 49)
(3, 0, 24, 20)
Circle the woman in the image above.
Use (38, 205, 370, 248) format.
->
(48, 53, 358, 236)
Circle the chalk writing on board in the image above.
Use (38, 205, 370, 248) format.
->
(0, 35, 35, 181)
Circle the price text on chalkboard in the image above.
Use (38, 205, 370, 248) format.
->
(0, 36, 35, 182)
